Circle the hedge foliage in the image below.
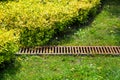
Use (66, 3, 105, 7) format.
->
(0, 29, 19, 66)
(0, 0, 101, 47)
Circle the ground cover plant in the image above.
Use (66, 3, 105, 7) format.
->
(0, 0, 101, 47)
(0, 29, 19, 67)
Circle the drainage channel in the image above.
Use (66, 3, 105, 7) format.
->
(16, 46, 120, 55)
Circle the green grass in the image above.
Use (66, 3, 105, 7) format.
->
(49, 0, 120, 46)
(0, 55, 120, 80)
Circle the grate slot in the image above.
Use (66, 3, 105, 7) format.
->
(76, 47, 79, 54)
(74, 47, 77, 54)
(24, 48, 28, 53)
(116, 47, 120, 53)
(23, 48, 26, 53)
(72, 47, 76, 54)
(82, 47, 85, 53)
(73, 47, 76, 54)
(68, 47, 71, 53)
(113, 47, 118, 54)
(110, 47, 114, 53)
(20, 48, 24, 53)
(115, 47, 119, 53)
(93, 47, 97, 53)
(48, 47, 50, 53)
(41, 47, 44, 53)
(112, 47, 117, 53)
(33, 48, 36, 54)
(27, 48, 30, 54)
(77, 47, 80, 53)
(62, 47, 64, 53)
(64, 47, 67, 53)
(95, 47, 99, 53)
(87, 47, 91, 53)
(88, 47, 92, 54)
(107, 47, 111, 53)
(107, 47, 112, 54)
(36, 48, 39, 54)
(90, 47, 93, 54)
(98, 47, 103, 54)
(56, 47, 58, 53)
(96, 47, 100, 54)
(101, 47, 106, 53)
(92, 47, 95, 54)
(110, 47, 115, 54)
(76, 47, 79, 53)
(70, 47, 72, 54)
(105, 47, 109, 53)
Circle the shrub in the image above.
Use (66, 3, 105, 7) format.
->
(0, 0, 101, 47)
(0, 29, 19, 67)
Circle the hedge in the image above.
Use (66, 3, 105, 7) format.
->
(0, 29, 19, 66)
(0, 0, 101, 47)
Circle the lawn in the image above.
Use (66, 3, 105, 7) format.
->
(0, 0, 120, 80)
(0, 55, 120, 80)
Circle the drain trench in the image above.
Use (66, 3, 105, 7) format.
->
(17, 46, 120, 55)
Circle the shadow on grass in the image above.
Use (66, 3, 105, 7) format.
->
(0, 0, 19, 2)
(0, 59, 21, 80)
(102, 0, 120, 17)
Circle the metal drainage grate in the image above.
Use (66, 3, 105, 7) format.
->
(16, 46, 120, 55)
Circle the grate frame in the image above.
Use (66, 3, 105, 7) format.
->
(16, 46, 120, 55)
